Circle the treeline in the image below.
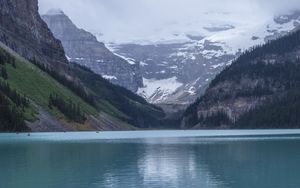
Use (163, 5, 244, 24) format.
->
(0, 48, 16, 67)
(0, 48, 16, 80)
(0, 80, 29, 108)
(32, 59, 95, 106)
(0, 93, 28, 132)
(211, 30, 300, 87)
(212, 60, 300, 90)
(183, 30, 300, 129)
(237, 30, 300, 62)
(0, 49, 29, 131)
(48, 94, 86, 123)
(0, 80, 29, 132)
(207, 60, 300, 105)
(1, 67, 8, 79)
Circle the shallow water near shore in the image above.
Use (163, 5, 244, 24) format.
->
(1, 130, 300, 188)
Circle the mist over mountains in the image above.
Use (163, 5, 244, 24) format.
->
(39, 0, 300, 44)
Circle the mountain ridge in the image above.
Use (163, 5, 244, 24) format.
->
(182, 29, 300, 129)
(42, 10, 143, 92)
(110, 10, 300, 105)
(0, 0, 168, 132)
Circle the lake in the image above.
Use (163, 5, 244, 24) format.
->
(1, 130, 300, 188)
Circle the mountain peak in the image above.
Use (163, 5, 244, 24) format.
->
(42, 10, 143, 92)
(45, 9, 65, 16)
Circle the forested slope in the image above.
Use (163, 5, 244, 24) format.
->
(182, 30, 300, 129)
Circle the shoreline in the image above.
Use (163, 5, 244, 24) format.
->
(1, 129, 300, 141)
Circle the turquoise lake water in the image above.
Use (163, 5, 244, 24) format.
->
(1, 130, 300, 188)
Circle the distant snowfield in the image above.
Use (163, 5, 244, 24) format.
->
(39, 0, 299, 45)
(2, 130, 300, 141)
(204, 16, 296, 54)
(93, 12, 295, 56)
(95, 12, 268, 46)
(38, 1, 300, 63)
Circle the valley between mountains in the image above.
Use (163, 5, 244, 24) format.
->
(1, 0, 300, 131)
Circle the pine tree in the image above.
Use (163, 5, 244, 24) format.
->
(48, 93, 87, 123)
(1, 67, 8, 80)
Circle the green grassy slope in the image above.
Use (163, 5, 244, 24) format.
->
(5, 60, 97, 114)
(0, 47, 97, 126)
(0, 45, 169, 131)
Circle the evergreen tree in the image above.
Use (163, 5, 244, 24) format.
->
(1, 67, 8, 80)
(48, 94, 87, 123)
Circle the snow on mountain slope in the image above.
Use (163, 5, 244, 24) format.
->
(138, 77, 183, 103)
(38, 0, 300, 105)
(109, 10, 300, 104)
(201, 15, 296, 54)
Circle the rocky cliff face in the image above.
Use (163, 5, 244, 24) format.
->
(42, 10, 143, 92)
(0, 0, 167, 130)
(0, 0, 68, 73)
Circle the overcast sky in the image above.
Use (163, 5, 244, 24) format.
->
(38, 0, 300, 43)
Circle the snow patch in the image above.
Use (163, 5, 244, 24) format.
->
(140, 61, 148, 66)
(102, 75, 117, 80)
(96, 59, 105, 63)
(138, 77, 183, 103)
(75, 57, 85, 60)
(211, 63, 225, 69)
(106, 45, 136, 65)
(188, 86, 197, 95)
(113, 53, 136, 65)
(65, 55, 71, 61)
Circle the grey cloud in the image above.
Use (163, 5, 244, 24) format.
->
(38, 0, 300, 43)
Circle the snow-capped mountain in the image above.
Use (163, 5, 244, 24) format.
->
(38, 1, 300, 105)
(42, 9, 143, 92)
(107, 10, 300, 104)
